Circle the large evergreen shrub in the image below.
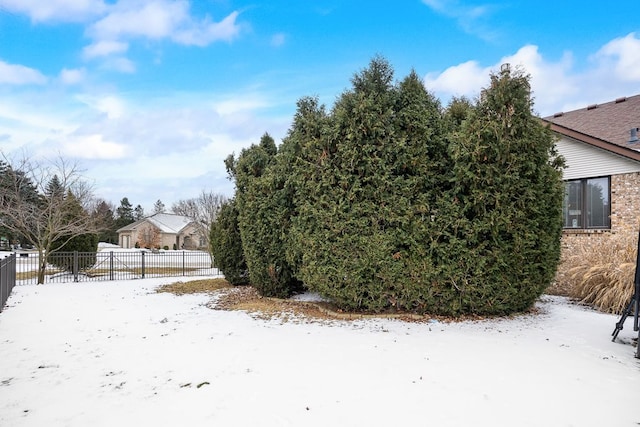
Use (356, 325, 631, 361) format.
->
(288, 58, 449, 312)
(209, 198, 249, 285)
(226, 134, 302, 297)
(429, 65, 565, 315)
(223, 58, 564, 316)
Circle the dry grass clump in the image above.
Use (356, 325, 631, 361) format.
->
(211, 286, 341, 322)
(557, 233, 636, 314)
(156, 278, 231, 295)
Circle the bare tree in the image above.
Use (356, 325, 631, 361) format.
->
(0, 155, 102, 284)
(136, 224, 161, 249)
(171, 190, 227, 250)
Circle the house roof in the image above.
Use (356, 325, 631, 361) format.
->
(117, 213, 193, 234)
(542, 94, 640, 161)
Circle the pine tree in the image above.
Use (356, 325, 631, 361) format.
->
(92, 200, 117, 244)
(50, 190, 99, 272)
(115, 197, 134, 229)
(153, 199, 165, 214)
(134, 205, 145, 220)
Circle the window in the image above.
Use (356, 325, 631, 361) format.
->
(563, 177, 610, 229)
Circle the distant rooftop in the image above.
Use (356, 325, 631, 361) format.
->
(117, 213, 192, 233)
(543, 94, 640, 148)
(145, 213, 192, 233)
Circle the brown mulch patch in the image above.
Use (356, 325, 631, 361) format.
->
(157, 278, 540, 323)
(156, 278, 232, 295)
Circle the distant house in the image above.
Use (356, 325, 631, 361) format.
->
(117, 213, 205, 250)
(542, 94, 640, 253)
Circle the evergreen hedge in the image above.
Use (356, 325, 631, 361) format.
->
(220, 58, 564, 316)
(428, 65, 564, 315)
(287, 60, 452, 312)
(226, 134, 302, 298)
(209, 198, 249, 285)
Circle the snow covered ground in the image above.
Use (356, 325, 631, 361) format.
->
(0, 276, 638, 427)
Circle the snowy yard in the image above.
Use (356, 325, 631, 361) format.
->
(0, 276, 639, 427)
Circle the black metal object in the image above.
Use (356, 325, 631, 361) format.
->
(611, 231, 640, 358)
(0, 253, 17, 312)
(14, 250, 219, 285)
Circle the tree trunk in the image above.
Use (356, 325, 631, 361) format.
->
(37, 250, 46, 285)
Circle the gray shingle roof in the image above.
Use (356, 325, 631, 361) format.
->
(543, 94, 640, 147)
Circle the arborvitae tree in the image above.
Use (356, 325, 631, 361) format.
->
(444, 96, 474, 128)
(227, 133, 302, 297)
(209, 198, 248, 285)
(281, 96, 328, 276)
(50, 190, 99, 273)
(289, 58, 449, 312)
(221, 57, 564, 316)
(115, 197, 134, 229)
(430, 64, 565, 315)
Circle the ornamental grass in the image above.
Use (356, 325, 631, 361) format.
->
(559, 233, 637, 314)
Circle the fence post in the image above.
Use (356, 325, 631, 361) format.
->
(73, 251, 79, 282)
(0, 253, 16, 312)
(0, 255, 5, 311)
(109, 251, 114, 281)
(141, 251, 145, 279)
(183, 251, 186, 276)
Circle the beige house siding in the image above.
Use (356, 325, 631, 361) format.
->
(117, 215, 205, 250)
(556, 137, 640, 180)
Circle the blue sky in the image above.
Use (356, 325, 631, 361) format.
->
(1, 1, 639, 213)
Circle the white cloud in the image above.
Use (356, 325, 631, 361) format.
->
(0, 61, 47, 85)
(78, 95, 127, 119)
(421, 0, 498, 40)
(79, 1, 242, 71)
(86, 1, 241, 47)
(0, 0, 106, 23)
(83, 40, 129, 59)
(89, 1, 187, 41)
(0, 101, 74, 134)
(424, 60, 487, 97)
(104, 57, 137, 74)
(424, 34, 640, 116)
(173, 11, 241, 46)
(594, 32, 640, 82)
(59, 68, 86, 85)
(61, 134, 129, 159)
